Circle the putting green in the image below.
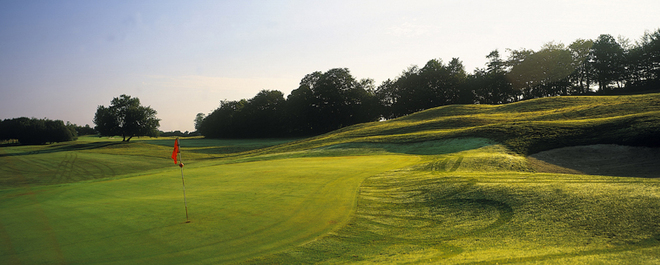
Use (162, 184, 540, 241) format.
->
(0, 154, 419, 264)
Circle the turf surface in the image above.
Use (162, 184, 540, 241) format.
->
(0, 145, 418, 264)
(245, 145, 660, 264)
(1, 93, 660, 264)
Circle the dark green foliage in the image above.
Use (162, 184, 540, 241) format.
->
(73, 123, 97, 136)
(199, 94, 285, 138)
(469, 51, 517, 104)
(0, 117, 76, 144)
(93, 94, 160, 142)
(508, 43, 575, 98)
(200, 69, 380, 138)
(159, 130, 199, 137)
(194, 112, 205, 132)
(591, 34, 626, 91)
(288, 68, 380, 134)
(375, 58, 471, 119)
(626, 30, 660, 90)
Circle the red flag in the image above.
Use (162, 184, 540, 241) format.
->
(172, 138, 180, 164)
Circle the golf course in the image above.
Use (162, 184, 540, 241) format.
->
(2, 93, 660, 264)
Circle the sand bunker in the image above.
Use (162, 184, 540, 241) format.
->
(529, 144, 660, 178)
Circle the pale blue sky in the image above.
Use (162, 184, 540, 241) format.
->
(1, 0, 659, 132)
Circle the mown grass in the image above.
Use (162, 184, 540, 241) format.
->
(0, 141, 419, 264)
(1, 93, 659, 264)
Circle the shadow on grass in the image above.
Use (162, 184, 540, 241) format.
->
(0, 142, 123, 157)
(318, 138, 496, 156)
(530, 144, 660, 178)
(188, 146, 261, 154)
(143, 138, 303, 155)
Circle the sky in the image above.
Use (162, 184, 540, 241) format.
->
(1, 0, 659, 132)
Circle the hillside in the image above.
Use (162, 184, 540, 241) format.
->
(255, 93, 660, 155)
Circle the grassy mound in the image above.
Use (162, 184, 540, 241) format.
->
(246, 161, 660, 264)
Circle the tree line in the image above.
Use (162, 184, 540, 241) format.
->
(199, 30, 660, 138)
(2, 94, 196, 145)
(199, 68, 380, 137)
(0, 117, 103, 144)
(0, 118, 78, 144)
(4, 31, 658, 143)
(1, 94, 162, 145)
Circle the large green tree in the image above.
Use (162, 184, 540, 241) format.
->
(194, 113, 205, 132)
(627, 29, 660, 88)
(591, 34, 626, 91)
(242, 90, 287, 137)
(568, 39, 595, 94)
(470, 50, 516, 104)
(376, 58, 468, 118)
(287, 68, 378, 134)
(507, 43, 574, 98)
(93, 94, 160, 142)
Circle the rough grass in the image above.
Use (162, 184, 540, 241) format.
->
(1, 93, 659, 264)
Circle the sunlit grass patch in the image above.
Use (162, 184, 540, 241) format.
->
(248, 163, 660, 264)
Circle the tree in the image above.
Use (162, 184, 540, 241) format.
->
(243, 90, 287, 137)
(507, 43, 574, 98)
(194, 113, 205, 132)
(286, 83, 317, 135)
(93, 94, 160, 142)
(468, 50, 517, 104)
(199, 99, 248, 138)
(486, 50, 506, 74)
(591, 34, 626, 91)
(377, 58, 469, 118)
(568, 39, 595, 94)
(627, 29, 660, 89)
(285, 68, 378, 134)
(0, 117, 75, 144)
(73, 124, 97, 136)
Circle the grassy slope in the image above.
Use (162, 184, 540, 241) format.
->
(1, 93, 659, 264)
(256, 93, 660, 155)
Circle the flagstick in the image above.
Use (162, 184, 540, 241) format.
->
(178, 139, 190, 223)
